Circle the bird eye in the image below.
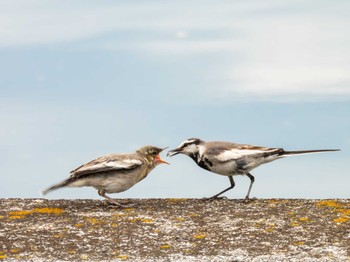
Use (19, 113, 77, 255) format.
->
(149, 149, 158, 155)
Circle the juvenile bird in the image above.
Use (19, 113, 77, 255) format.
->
(42, 146, 169, 207)
(167, 138, 339, 200)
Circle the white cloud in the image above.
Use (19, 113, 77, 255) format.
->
(217, 16, 350, 100)
(1, 0, 349, 101)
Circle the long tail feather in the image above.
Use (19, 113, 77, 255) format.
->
(41, 178, 73, 196)
(283, 149, 340, 156)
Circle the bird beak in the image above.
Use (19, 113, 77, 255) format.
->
(167, 148, 181, 157)
(155, 154, 170, 165)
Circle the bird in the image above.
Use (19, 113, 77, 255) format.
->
(42, 146, 169, 207)
(167, 138, 340, 200)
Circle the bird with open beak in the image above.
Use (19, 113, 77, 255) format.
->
(42, 146, 169, 207)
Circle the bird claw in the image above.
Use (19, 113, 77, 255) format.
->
(106, 200, 135, 208)
(241, 197, 257, 203)
(203, 196, 228, 201)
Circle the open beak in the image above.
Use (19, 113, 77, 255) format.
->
(155, 154, 170, 165)
(166, 148, 181, 157)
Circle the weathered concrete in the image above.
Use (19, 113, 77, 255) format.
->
(0, 198, 349, 261)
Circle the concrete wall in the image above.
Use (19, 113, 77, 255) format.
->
(0, 198, 349, 261)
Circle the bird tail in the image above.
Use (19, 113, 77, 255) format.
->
(41, 177, 73, 196)
(283, 149, 340, 156)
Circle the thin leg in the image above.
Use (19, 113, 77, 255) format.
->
(98, 189, 129, 208)
(245, 172, 255, 200)
(208, 176, 235, 199)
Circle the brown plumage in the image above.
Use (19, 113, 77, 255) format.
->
(42, 146, 169, 207)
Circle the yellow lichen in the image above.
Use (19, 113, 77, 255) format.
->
(293, 241, 305, 246)
(290, 221, 300, 227)
(299, 217, 309, 222)
(265, 225, 275, 232)
(176, 217, 185, 221)
(8, 207, 64, 219)
(74, 223, 84, 227)
(160, 244, 171, 249)
(80, 254, 89, 260)
(53, 233, 65, 238)
(140, 219, 153, 223)
(128, 218, 153, 223)
(0, 254, 7, 259)
(9, 249, 19, 254)
(85, 217, 99, 224)
(193, 233, 206, 239)
(116, 255, 129, 260)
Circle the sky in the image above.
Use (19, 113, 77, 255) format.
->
(0, 0, 349, 200)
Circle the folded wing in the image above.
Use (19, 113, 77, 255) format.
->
(70, 154, 143, 178)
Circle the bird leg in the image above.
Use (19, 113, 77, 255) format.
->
(244, 172, 255, 200)
(98, 189, 132, 208)
(207, 176, 235, 200)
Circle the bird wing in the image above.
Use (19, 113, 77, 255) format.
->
(204, 142, 283, 167)
(70, 153, 143, 178)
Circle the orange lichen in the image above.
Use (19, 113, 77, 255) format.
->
(316, 200, 343, 208)
(336, 209, 350, 216)
(333, 217, 349, 223)
(316, 201, 349, 224)
(8, 207, 64, 219)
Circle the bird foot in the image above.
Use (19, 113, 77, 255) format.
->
(106, 200, 135, 208)
(203, 196, 228, 201)
(240, 197, 257, 203)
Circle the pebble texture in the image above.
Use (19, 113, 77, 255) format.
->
(0, 198, 349, 261)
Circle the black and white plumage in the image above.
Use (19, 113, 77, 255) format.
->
(167, 138, 340, 200)
(42, 146, 169, 207)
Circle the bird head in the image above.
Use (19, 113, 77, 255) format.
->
(167, 138, 203, 157)
(138, 146, 170, 166)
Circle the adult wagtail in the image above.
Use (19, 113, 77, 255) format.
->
(167, 138, 339, 200)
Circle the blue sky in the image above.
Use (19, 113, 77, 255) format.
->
(1, 0, 349, 200)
